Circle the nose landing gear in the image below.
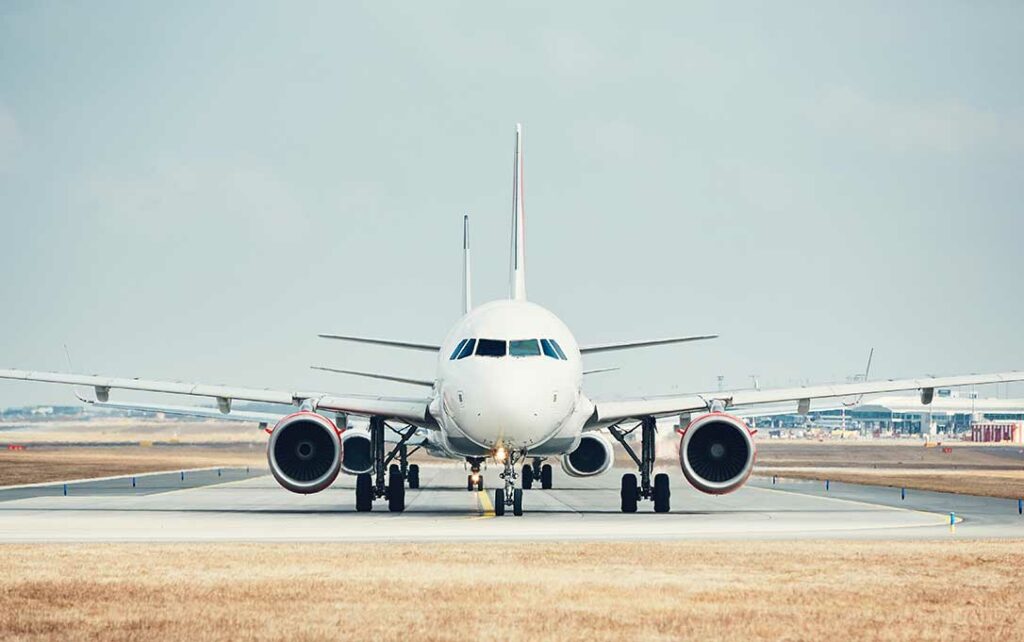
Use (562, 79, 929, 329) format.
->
(465, 458, 484, 491)
(609, 416, 671, 513)
(494, 451, 524, 516)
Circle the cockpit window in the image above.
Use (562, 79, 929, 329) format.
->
(550, 339, 568, 360)
(509, 339, 541, 357)
(540, 339, 560, 360)
(449, 339, 468, 360)
(475, 339, 507, 357)
(456, 338, 476, 359)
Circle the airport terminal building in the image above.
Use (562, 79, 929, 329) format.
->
(757, 389, 1024, 437)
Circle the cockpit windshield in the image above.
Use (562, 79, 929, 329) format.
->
(509, 339, 541, 357)
(449, 338, 567, 360)
(475, 339, 507, 357)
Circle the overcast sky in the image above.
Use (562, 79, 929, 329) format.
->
(1, 1, 1022, 407)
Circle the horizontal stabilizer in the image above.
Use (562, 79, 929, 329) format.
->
(318, 334, 440, 353)
(579, 334, 718, 355)
(311, 366, 434, 388)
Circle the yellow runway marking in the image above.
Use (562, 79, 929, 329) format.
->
(476, 490, 495, 518)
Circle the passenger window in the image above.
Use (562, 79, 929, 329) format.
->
(509, 339, 541, 357)
(475, 339, 507, 357)
(550, 340, 568, 360)
(457, 339, 476, 359)
(449, 339, 468, 360)
(540, 339, 560, 360)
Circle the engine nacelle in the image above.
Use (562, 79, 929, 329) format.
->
(678, 413, 756, 495)
(267, 412, 342, 494)
(560, 434, 614, 477)
(339, 429, 373, 475)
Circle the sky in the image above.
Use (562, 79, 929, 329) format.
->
(1, 1, 1022, 407)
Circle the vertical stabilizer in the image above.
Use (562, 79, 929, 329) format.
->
(510, 123, 527, 301)
(462, 214, 472, 315)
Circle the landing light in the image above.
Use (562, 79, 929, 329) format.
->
(471, 473, 480, 483)
(494, 447, 507, 462)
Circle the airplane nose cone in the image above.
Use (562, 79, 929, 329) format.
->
(451, 376, 566, 449)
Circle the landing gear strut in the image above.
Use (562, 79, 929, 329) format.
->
(494, 451, 524, 516)
(355, 416, 420, 513)
(609, 416, 670, 513)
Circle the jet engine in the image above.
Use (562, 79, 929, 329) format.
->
(560, 434, 614, 477)
(267, 412, 342, 494)
(678, 413, 756, 495)
(339, 429, 373, 475)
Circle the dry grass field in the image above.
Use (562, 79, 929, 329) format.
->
(1, 540, 1022, 641)
(0, 446, 264, 487)
(754, 441, 1024, 499)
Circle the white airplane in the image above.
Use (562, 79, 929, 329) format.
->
(3, 124, 1023, 517)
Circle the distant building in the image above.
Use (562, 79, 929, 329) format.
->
(971, 421, 1023, 444)
(751, 389, 1024, 436)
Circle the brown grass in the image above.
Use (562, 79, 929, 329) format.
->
(0, 446, 264, 487)
(761, 468, 1024, 499)
(1, 541, 1022, 641)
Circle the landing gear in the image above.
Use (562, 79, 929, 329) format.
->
(356, 416, 419, 512)
(540, 463, 553, 490)
(494, 451, 524, 516)
(610, 416, 670, 513)
(522, 459, 552, 490)
(466, 458, 484, 491)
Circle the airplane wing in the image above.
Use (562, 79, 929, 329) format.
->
(579, 334, 718, 355)
(0, 369, 434, 426)
(588, 371, 1024, 427)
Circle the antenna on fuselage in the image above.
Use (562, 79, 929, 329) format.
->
(510, 123, 527, 301)
(463, 214, 472, 315)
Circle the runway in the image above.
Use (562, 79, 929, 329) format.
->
(0, 464, 1022, 542)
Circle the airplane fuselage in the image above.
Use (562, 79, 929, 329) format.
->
(429, 300, 595, 458)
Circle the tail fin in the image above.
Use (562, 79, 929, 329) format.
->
(462, 214, 472, 315)
(510, 123, 527, 301)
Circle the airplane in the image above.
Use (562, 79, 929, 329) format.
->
(2, 124, 1023, 517)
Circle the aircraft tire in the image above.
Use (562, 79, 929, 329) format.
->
(541, 464, 553, 490)
(653, 473, 671, 513)
(522, 466, 534, 489)
(408, 464, 420, 489)
(620, 473, 638, 513)
(512, 488, 524, 516)
(355, 473, 373, 512)
(494, 488, 506, 516)
(388, 465, 405, 512)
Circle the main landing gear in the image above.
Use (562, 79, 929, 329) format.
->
(465, 458, 484, 491)
(494, 451, 524, 517)
(355, 417, 422, 513)
(520, 458, 552, 490)
(609, 416, 670, 514)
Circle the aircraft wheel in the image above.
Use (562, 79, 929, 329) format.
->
(653, 473, 671, 513)
(355, 473, 373, 512)
(388, 465, 405, 512)
(512, 488, 524, 516)
(522, 465, 534, 489)
(407, 464, 420, 489)
(494, 488, 506, 516)
(541, 464, 553, 490)
(620, 473, 638, 513)
(466, 475, 474, 491)
(477, 476, 484, 491)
